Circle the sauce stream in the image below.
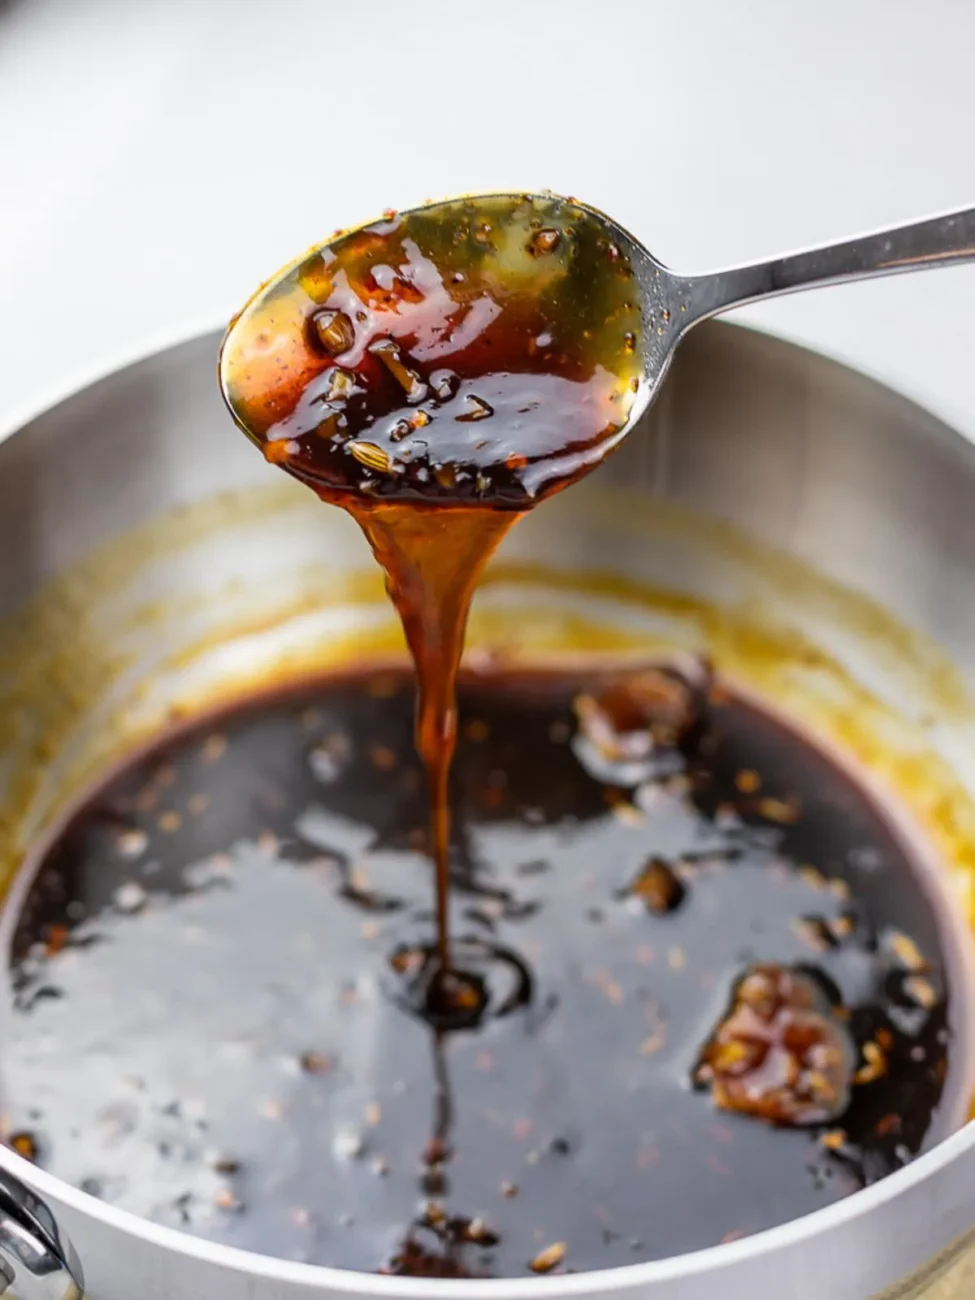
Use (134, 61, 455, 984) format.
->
(351, 503, 515, 970)
(220, 194, 643, 985)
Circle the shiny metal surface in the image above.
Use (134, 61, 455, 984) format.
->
(1, 320, 975, 1299)
(627, 200, 975, 415)
(0, 1169, 83, 1299)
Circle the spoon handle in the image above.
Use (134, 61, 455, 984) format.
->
(682, 204, 975, 322)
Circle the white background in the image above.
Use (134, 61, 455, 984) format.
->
(2, 0, 975, 437)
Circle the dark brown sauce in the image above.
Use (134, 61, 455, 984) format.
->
(219, 194, 643, 988)
(220, 197, 642, 506)
(351, 505, 513, 977)
(2, 667, 960, 1277)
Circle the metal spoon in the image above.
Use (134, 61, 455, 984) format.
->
(220, 193, 975, 495)
(614, 196, 975, 425)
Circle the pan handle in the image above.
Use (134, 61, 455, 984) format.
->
(0, 1165, 84, 1299)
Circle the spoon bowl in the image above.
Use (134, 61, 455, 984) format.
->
(219, 193, 650, 506)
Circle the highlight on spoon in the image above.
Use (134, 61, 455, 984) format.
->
(218, 192, 650, 506)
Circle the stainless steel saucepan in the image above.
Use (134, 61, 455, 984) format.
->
(2, 321, 975, 1299)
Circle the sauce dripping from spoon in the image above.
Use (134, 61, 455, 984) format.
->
(220, 192, 645, 1013)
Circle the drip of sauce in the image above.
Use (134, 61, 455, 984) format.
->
(353, 506, 512, 975)
(220, 194, 643, 993)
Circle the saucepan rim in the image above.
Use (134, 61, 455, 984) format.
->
(1, 1114, 971, 1296)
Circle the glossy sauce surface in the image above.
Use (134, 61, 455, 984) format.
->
(3, 667, 958, 1277)
(219, 195, 643, 506)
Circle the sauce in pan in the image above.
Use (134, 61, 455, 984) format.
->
(4, 665, 957, 1276)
